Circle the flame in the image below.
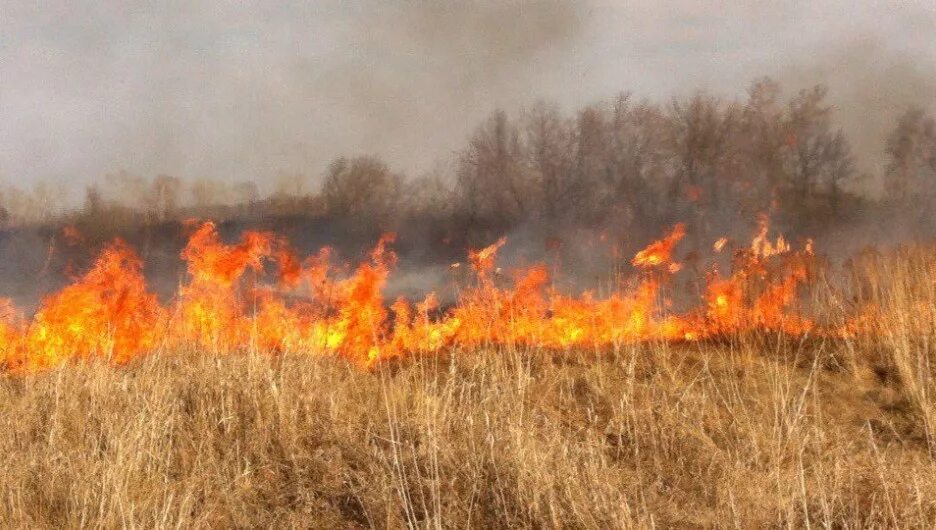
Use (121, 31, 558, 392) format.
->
(5, 240, 162, 372)
(632, 223, 685, 269)
(751, 213, 789, 258)
(713, 237, 728, 253)
(0, 217, 847, 374)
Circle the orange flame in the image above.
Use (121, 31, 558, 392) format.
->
(6, 240, 162, 372)
(632, 223, 686, 269)
(0, 218, 839, 374)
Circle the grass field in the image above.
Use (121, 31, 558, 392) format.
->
(0, 245, 934, 528)
(1, 330, 935, 528)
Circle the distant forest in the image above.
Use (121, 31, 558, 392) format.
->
(2, 77, 935, 260)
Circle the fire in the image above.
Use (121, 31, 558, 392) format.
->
(5, 240, 162, 372)
(0, 217, 853, 374)
(632, 223, 685, 269)
(713, 237, 728, 253)
(751, 213, 789, 258)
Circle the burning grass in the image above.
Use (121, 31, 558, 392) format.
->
(0, 217, 836, 372)
(0, 219, 935, 526)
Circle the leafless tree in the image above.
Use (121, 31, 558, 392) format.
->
(522, 101, 572, 226)
(152, 174, 182, 221)
(322, 156, 403, 225)
(666, 92, 737, 212)
(784, 87, 854, 200)
(456, 110, 536, 228)
(885, 107, 936, 204)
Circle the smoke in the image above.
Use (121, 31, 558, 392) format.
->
(304, 1, 590, 184)
(2, 1, 936, 199)
(777, 35, 936, 194)
(1, 1, 935, 279)
(0, 1, 592, 197)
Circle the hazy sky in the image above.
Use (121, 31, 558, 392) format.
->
(1, 1, 935, 194)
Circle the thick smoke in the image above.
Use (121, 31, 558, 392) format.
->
(1, 1, 936, 306)
(292, 1, 590, 192)
(3, 1, 933, 195)
(779, 35, 936, 193)
(0, 1, 591, 197)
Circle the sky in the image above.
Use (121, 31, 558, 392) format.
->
(1, 1, 935, 195)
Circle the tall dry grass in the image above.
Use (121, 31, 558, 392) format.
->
(0, 249, 935, 528)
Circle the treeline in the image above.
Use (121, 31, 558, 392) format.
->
(3, 77, 935, 251)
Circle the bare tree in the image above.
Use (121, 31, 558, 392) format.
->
(522, 101, 572, 226)
(666, 92, 737, 218)
(885, 107, 936, 204)
(775, 84, 856, 220)
(456, 110, 535, 228)
(322, 156, 403, 225)
(568, 104, 612, 224)
(152, 174, 182, 221)
(190, 178, 230, 208)
(405, 172, 453, 218)
(605, 94, 669, 223)
(274, 171, 309, 198)
(824, 130, 856, 211)
(234, 181, 260, 205)
(737, 77, 786, 209)
(84, 185, 104, 214)
(105, 170, 149, 210)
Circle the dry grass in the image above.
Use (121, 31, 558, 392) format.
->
(2, 251, 936, 528)
(0, 339, 932, 529)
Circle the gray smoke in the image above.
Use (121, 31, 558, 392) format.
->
(0, 1, 934, 201)
(0, 1, 591, 198)
(777, 35, 936, 195)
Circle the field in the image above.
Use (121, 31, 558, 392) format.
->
(2, 256, 936, 529)
(5, 1, 936, 527)
(0, 226, 934, 527)
(1, 339, 934, 528)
